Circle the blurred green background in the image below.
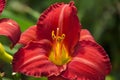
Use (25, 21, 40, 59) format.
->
(0, 0, 120, 80)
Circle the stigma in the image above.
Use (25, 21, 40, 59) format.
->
(49, 28, 71, 65)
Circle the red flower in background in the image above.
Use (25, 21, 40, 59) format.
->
(0, 0, 5, 13)
(12, 1, 111, 80)
(0, 0, 21, 47)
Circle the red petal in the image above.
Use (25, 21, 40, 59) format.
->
(0, 18, 21, 47)
(37, 2, 65, 41)
(37, 1, 81, 53)
(12, 40, 66, 77)
(62, 41, 111, 80)
(80, 29, 95, 42)
(19, 25, 38, 45)
(62, 1, 81, 53)
(0, 0, 5, 14)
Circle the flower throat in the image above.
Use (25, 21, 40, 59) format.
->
(49, 28, 71, 65)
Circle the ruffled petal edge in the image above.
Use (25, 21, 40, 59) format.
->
(62, 40, 111, 80)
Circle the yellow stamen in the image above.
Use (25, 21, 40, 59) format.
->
(49, 28, 71, 65)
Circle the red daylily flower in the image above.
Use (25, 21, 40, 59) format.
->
(12, 1, 111, 80)
(0, 0, 21, 47)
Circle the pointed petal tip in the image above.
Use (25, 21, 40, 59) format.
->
(18, 25, 37, 45)
(80, 29, 95, 42)
(69, 1, 74, 6)
(0, 0, 5, 14)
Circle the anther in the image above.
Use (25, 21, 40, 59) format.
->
(62, 34, 65, 39)
(52, 31, 56, 39)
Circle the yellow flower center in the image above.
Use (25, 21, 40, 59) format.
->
(49, 28, 71, 65)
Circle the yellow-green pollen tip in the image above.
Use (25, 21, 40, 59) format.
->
(49, 28, 71, 66)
